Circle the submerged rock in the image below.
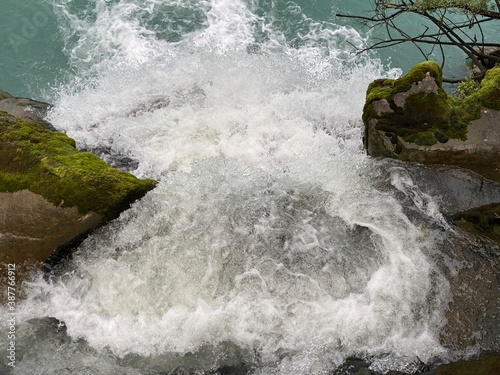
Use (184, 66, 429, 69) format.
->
(363, 61, 500, 184)
(0, 93, 157, 297)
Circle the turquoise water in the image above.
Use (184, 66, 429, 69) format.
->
(0, 0, 476, 100)
(0, 1, 493, 374)
(2, 0, 370, 100)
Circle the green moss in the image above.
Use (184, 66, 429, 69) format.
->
(362, 80, 394, 130)
(365, 86, 393, 105)
(449, 96, 481, 137)
(0, 114, 157, 220)
(392, 61, 443, 93)
(473, 66, 500, 110)
(403, 130, 437, 145)
(366, 79, 394, 98)
(455, 77, 481, 99)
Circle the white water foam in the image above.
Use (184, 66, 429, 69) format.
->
(193, 0, 258, 53)
(47, 0, 396, 179)
(389, 166, 452, 231)
(15, 157, 449, 373)
(47, 51, 394, 179)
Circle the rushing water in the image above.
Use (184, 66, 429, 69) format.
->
(0, 1, 493, 374)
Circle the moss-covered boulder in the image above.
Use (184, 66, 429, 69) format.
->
(363, 61, 500, 183)
(0, 113, 156, 220)
(0, 98, 156, 296)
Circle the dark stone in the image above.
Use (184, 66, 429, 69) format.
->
(453, 203, 500, 244)
(429, 353, 500, 375)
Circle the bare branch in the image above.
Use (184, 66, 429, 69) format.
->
(336, 0, 500, 80)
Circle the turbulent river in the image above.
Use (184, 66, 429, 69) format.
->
(0, 1, 496, 374)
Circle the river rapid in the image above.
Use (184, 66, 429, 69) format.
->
(0, 1, 495, 374)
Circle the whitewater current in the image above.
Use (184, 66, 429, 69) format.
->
(0, 0, 470, 374)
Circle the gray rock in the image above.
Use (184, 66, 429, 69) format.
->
(0, 90, 55, 130)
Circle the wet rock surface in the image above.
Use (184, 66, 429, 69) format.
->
(363, 62, 500, 363)
(453, 203, 500, 244)
(387, 163, 500, 354)
(0, 90, 54, 128)
(430, 353, 500, 375)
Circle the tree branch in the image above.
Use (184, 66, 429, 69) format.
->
(336, 0, 500, 80)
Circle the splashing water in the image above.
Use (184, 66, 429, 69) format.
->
(0, 0, 458, 374)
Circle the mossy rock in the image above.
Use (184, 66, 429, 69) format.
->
(472, 66, 500, 110)
(390, 60, 443, 92)
(364, 63, 500, 152)
(363, 61, 478, 149)
(362, 61, 500, 184)
(0, 112, 157, 221)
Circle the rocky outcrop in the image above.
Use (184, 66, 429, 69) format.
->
(363, 60, 500, 248)
(363, 61, 500, 184)
(364, 63, 500, 364)
(0, 92, 156, 297)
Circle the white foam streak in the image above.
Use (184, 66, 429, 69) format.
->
(53, 0, 174, 77)
(390, 166, 451, 230)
